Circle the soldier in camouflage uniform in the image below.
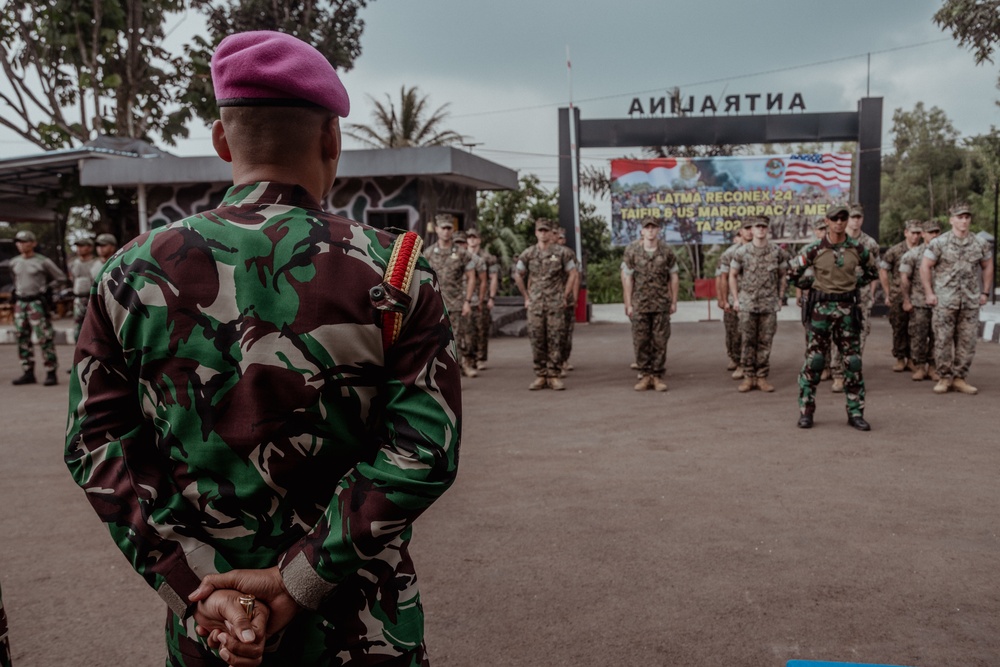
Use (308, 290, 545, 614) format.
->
(0, 579, 10, 667)
(514, 218, 578, 390)
(921, 202, 995, 394)
(10, 230, 66, 386)
(556, 227, 580, 375)
(790, 204, 879, 431)
(68, 236, 100, 343)
(794, 219, 832, 381)
(65, 31, 461, 667)
(465, 228, 498, 370)
(729, 216, 790, 393)
(716, 219, 753, 378)
(91, 233, 119, 280)
(899, 220, 941, 381)
(830, 203, 880, 392)
(424, 215, 480, 378)
(621, 217, 678, 391)
(878, 219, 924, 372)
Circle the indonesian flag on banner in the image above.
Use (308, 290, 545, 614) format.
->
(780, 153, 852, 190)
(611, 158, 679, 182)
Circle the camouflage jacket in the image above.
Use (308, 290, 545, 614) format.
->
(852, 232, 880, 307)
(730, 242, 790, 313)
(424, 242, 477, 313)
(924, 231, 991, 309)
(622, 240, 678, 313)
(65, 182, 461, 657)
(879, 240, 918, 300)
(716, 242, 742, 305)
(898, 243, 929, 307)
(516, 243, 577, 311)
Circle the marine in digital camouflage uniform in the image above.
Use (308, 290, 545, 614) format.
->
(0, 579, 10, 667)
(729, 216, 790, 392)
(514, 218, 578, 390)
(465, 228, 498, 370)
(10, 230, 66, 386)
(68, 236, 100, 343)
(556, 227, 580, 374)
(621, 217, 678, 392)
(921, 202, 994, 395)
(790, 204, 879, 431)
(65, 31, 460, 667)
(899, 220, 940, 381)
(716, 220, 753, 377)
(878, 219, 923, 371)
(424, 215, 479, 378)
(830, 203, 879, 392)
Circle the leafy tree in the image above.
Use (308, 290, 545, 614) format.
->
(345, 85, 465, 148)
(934, 0, 1000, 65)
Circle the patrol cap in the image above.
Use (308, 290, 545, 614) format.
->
(465, 228, 480, 238)
(14, 230, 35, 242)
(923, 219, 941, 232)
(949, 202, 972, 216)
(211, 31, 350, 117)
(750, 215, 770, 227)
(904, 219, 923, 232)
(434, 214, 454, 229)
(826, 204, 850, 219)
(740, 218, 755, 229)
(849, 203, 864, 217)
(534, 218, 553, 231)
(74, 236, 95, 246)
(811, 219, 828, 231)
(641, 216, 661, 228)
(453, 231, 467, 243)
(95, 233, 118, 246)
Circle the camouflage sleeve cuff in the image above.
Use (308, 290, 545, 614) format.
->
(280, 552, 336, 611)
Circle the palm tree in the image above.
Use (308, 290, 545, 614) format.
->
(345, 86, 466, 148)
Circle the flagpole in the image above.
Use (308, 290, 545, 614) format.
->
(566, 46, 582, 263)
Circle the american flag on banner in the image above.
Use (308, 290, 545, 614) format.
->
(781, 153, 853, 190)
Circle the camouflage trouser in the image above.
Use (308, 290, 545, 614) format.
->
(14, 298, 57, 372)
(561, 305, 575, 363)
(631, 310, 671, 377)
(908, 306, 934, 366)
(0, 579, 10, 667)
(471, 304, 491, 362)
(932, 306, 980, 380)
(528, 304, 566, 377)
(799, 301, 865, 417)
(831, 298, 871, 379)
(723, 309, 740, 364)
(448, 304, 475, 367)
(887, 298, 910, 360)
(73, 296, 88, 343)
(738, 310, 777, 378)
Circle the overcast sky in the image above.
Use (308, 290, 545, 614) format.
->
(3, 0, 998, 194)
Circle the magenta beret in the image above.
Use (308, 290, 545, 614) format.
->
(211, 31, 350, 117)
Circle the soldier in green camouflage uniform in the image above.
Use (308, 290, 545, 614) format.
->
(830, 204, 880, 392)
(424, 215, 480, 378)
(716, 220, 753, 378)
(65, 31, 460, 667)
(790, 204, 879, 431)
(878, 219, 924, 371)
(899, 220, 940, 381)
(921, 203, 995, 395)
(10, 230, 66, 386)
(68, 236, 100, 343)
(621, 217, 678, 392)
(514, 218, 578, 390)
(0, 579, 10, 667)
(729, 217, 790, 393)
(465, 228, 498, 370)
(556, 227, 580, 375)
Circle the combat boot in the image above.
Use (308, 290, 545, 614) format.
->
(738, 376, 756, 393)
(563, 362, 574, 371)
(820, 367, 832, 381)
(755, 377, 775, 393)
(951, 378, 978, 395)
(911, 365, 927, 382)
(476, 360, 488, 370)
(731, 367, 744, 380)
(12, 370, 36, 385)
(905, 359, 916, 372)
(892, 358, 907, 372)
(634, 374, 652, 391)
(462, 361, 478, 378)
(932, 378, 952, 394)
(43, 370, 58, 386)
(651, 376, 668, 392)
(529, 376, 547, 390)
(831, 378, 845, 393)
(547, 376, 565, 390)
(629, 361, 639, 370)
(726, 359, 738, 371)
(927, 366, 940, 382)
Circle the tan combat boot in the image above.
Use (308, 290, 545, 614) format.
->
(634, 374, 652, 391)
(630, 361, 639, 370)
(529, 376, 547, 390)
(951, 378, 978, 395)
(932, 378, 952, 394)
(892, 358, 907, 372)
(651, 376, 668, 392)
(820, 367, 832, 381)
(831, 378, 845, 393)
(726, 359, 738, 371)
(738, 376, 756, 392)
(462, 361, 478, 378)
(755, 377, 775, 392)
(547, 376, 565, 390)
(911, 365, 927, 381)
(731, 367, 744, 380)
(476, 360, 488, 370)
(927, 366, 940, 382)
(905, 359, 916, 372)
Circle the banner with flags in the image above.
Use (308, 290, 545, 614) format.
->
(610, 153, 853, 246)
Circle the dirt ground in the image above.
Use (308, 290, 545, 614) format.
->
(1, 317, 998, 666)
